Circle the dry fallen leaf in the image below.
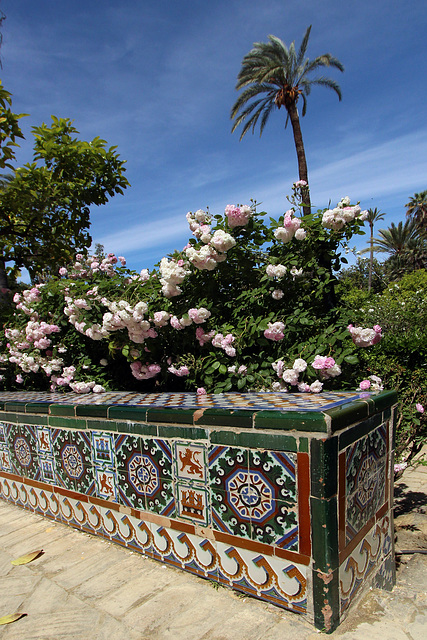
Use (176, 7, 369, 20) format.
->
(11, 549, 44, 566)
(0, 613, 27, 625)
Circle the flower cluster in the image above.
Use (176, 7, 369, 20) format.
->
(159, 257, 189, 298)
(266, 264, 287, 279)
(312, 355, 342, 379)
(0, 191, 381, 396)
(322, 197, 368, 231)
(264, 322, 285, 341)
(186, 209, 212, 243)
(271, 357, 329, 393)
(130, 361, 161, 380)
(357, 375, 384, 392)
(211, 333, 236, 357)
(225, 204, 252, 228)
(348, 324, 382, 347)
(274, 210, 306, 243)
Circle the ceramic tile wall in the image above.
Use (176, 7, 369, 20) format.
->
(0, 418, 309, 614)
(0, 391, 397, 631)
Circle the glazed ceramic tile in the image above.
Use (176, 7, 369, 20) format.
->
(175, 482, 210, 525)
(0, 389, 375, 412)
(142, 437, 173, 479)
(345, 424, 387, 543)
(91, 431, 116, 467)
(0, 389, 397, 632)
(117, 467, 146, 510)
(94, 466, 118, 501)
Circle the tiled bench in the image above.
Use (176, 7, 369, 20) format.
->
(0, 389, 397, 632)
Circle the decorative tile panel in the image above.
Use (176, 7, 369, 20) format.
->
(340, 514, 391, 613)
(345, 424, 387, 543)
(0, 390, 397, 632)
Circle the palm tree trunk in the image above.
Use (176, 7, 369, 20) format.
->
(287, 102, 311, 216)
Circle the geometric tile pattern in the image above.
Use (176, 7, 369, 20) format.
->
(345, 425, 387, 543)
(0, 389, 372, 411)
(0, 474, 308, 614)
(209, 446, 298, 549)
(340, 513, 392, 613)
(0, 392, 396, 631)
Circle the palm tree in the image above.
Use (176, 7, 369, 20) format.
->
(359, 208, 385, 293)
(231, 25, 344, 216)
(406, 190, 427, 236)
(369, 219, 426, 278)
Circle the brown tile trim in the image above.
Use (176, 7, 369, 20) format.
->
(376, 501, 389, 520)
(214, 529, 273, 555)
(170, 519, 196, 534)
(20, 477, 50, 491)
(53, 485, 89, 502)
(338, 451, 346, 551)
(213, 529, 310, 566)
(273, 545, 310, 566)
(297, 452, 311, 556)
(89, 495, 120, 511)
(338, 515, 375, 564)
(0, 470, 23, 482)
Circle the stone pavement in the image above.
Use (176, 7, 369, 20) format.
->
(0, 462, 426, 640)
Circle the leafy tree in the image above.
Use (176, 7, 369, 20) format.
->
(406, 190, 427, 236)
(0, 89, 129, 302)
(338, 257, 387, 295)
(0, 81, 27, 170)
(230, 25, 344, 215)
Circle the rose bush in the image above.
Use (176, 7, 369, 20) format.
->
(1, 184, 382, 396)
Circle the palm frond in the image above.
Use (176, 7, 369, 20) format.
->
(296, 25, 312, 66)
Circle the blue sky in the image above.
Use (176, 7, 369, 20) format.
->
(1, 0, 426, 275)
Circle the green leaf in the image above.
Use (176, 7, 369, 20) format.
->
(344, 355, 359, 365)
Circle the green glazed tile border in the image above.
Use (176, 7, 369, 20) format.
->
(254, 411, 327, 432)
(312, 566, 340, 632)
(75, 405, 109, 419)
(146, 408, 195, 425)
(382, 407, 392, 422)
(371, 389, 398, 413)
(0, 411, 18, 424)
(117, 422, 158, 436)
(338, 412, 384, 451)
(4, 402, 26, 413)
(17, 413, 48, 426)
(157, 424, 209, 440)
(194, 408, 254, 429)
(210, 428, 298, 451)
(25, 403, 50, 414)
(87, 419, 118, 433)
(310, 495, 339, 572)
(108, 406, 148, 422)
(325, 401, 370, 433)
(299, 437, 309, 453)
(49, 404, 76, 417)
(48, 416, 87, 430)
(310, 437, 338, 499)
